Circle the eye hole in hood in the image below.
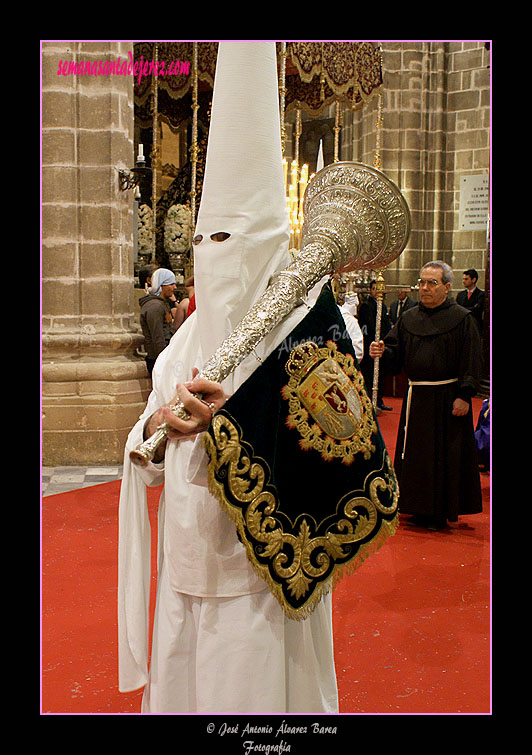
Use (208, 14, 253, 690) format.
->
(193, 232, 231, 245)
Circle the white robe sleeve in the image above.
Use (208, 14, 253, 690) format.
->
(340, 307, 364, 361)
(117, 355, 168, 692)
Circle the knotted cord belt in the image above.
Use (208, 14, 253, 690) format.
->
(402, 378, 459, 459)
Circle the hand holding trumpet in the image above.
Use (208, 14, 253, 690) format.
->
(142, 369, 228, 463)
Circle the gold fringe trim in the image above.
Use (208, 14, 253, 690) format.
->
(203, 429, 399, 621)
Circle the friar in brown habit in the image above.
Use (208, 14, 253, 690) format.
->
(370, 260, 483, 531)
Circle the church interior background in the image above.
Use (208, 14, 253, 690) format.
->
(41, 41, 490, 466)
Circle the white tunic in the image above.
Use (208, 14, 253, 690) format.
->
(118, 305, 339, 713)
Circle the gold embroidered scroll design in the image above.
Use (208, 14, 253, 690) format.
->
(204, 412, 399, 620)
(281, 340, 377, 465)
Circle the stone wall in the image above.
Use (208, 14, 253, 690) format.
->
(342, 41, 490, 295)
(42, 41, 150, 465)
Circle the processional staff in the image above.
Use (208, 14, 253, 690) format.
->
(371, 269, 386, 409)
(371, 89, 387, 411)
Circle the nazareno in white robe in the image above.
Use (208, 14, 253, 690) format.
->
(119, 41, 338, 714)
(118, 298, 339, 714)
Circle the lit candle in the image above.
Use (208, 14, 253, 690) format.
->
(299, 181, 306, 206)
(283, 158, 288, 191)
(299, 164, 308, 207)
(291, 160, 298, 188)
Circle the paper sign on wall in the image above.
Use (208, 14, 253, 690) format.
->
(458, 174, 489, 231)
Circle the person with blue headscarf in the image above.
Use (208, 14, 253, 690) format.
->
(139, 268, 177, 376)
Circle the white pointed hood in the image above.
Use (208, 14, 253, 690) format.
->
(193, 42, 290, 363)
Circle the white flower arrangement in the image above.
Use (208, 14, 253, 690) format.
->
(137, 203, 154, 256)
(164, 204, 192, 255)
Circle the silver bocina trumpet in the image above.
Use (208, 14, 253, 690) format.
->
(130, 162, 411, 467)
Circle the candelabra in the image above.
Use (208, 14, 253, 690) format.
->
(118, 143, 152, 194)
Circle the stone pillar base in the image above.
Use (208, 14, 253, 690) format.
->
(42, 355, 151, 466)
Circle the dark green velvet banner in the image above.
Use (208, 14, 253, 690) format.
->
(204, 284, 399, 619)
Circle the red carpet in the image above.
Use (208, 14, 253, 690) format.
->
(41, 397, 490, 714)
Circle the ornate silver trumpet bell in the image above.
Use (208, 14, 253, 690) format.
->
(301, 161, 411, 273)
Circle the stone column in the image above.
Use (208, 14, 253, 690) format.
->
(447, 42, 490, 288)
(343, 41, 489, 294)
(42, 41, 150, 465)
(379, 42, 454, 284)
